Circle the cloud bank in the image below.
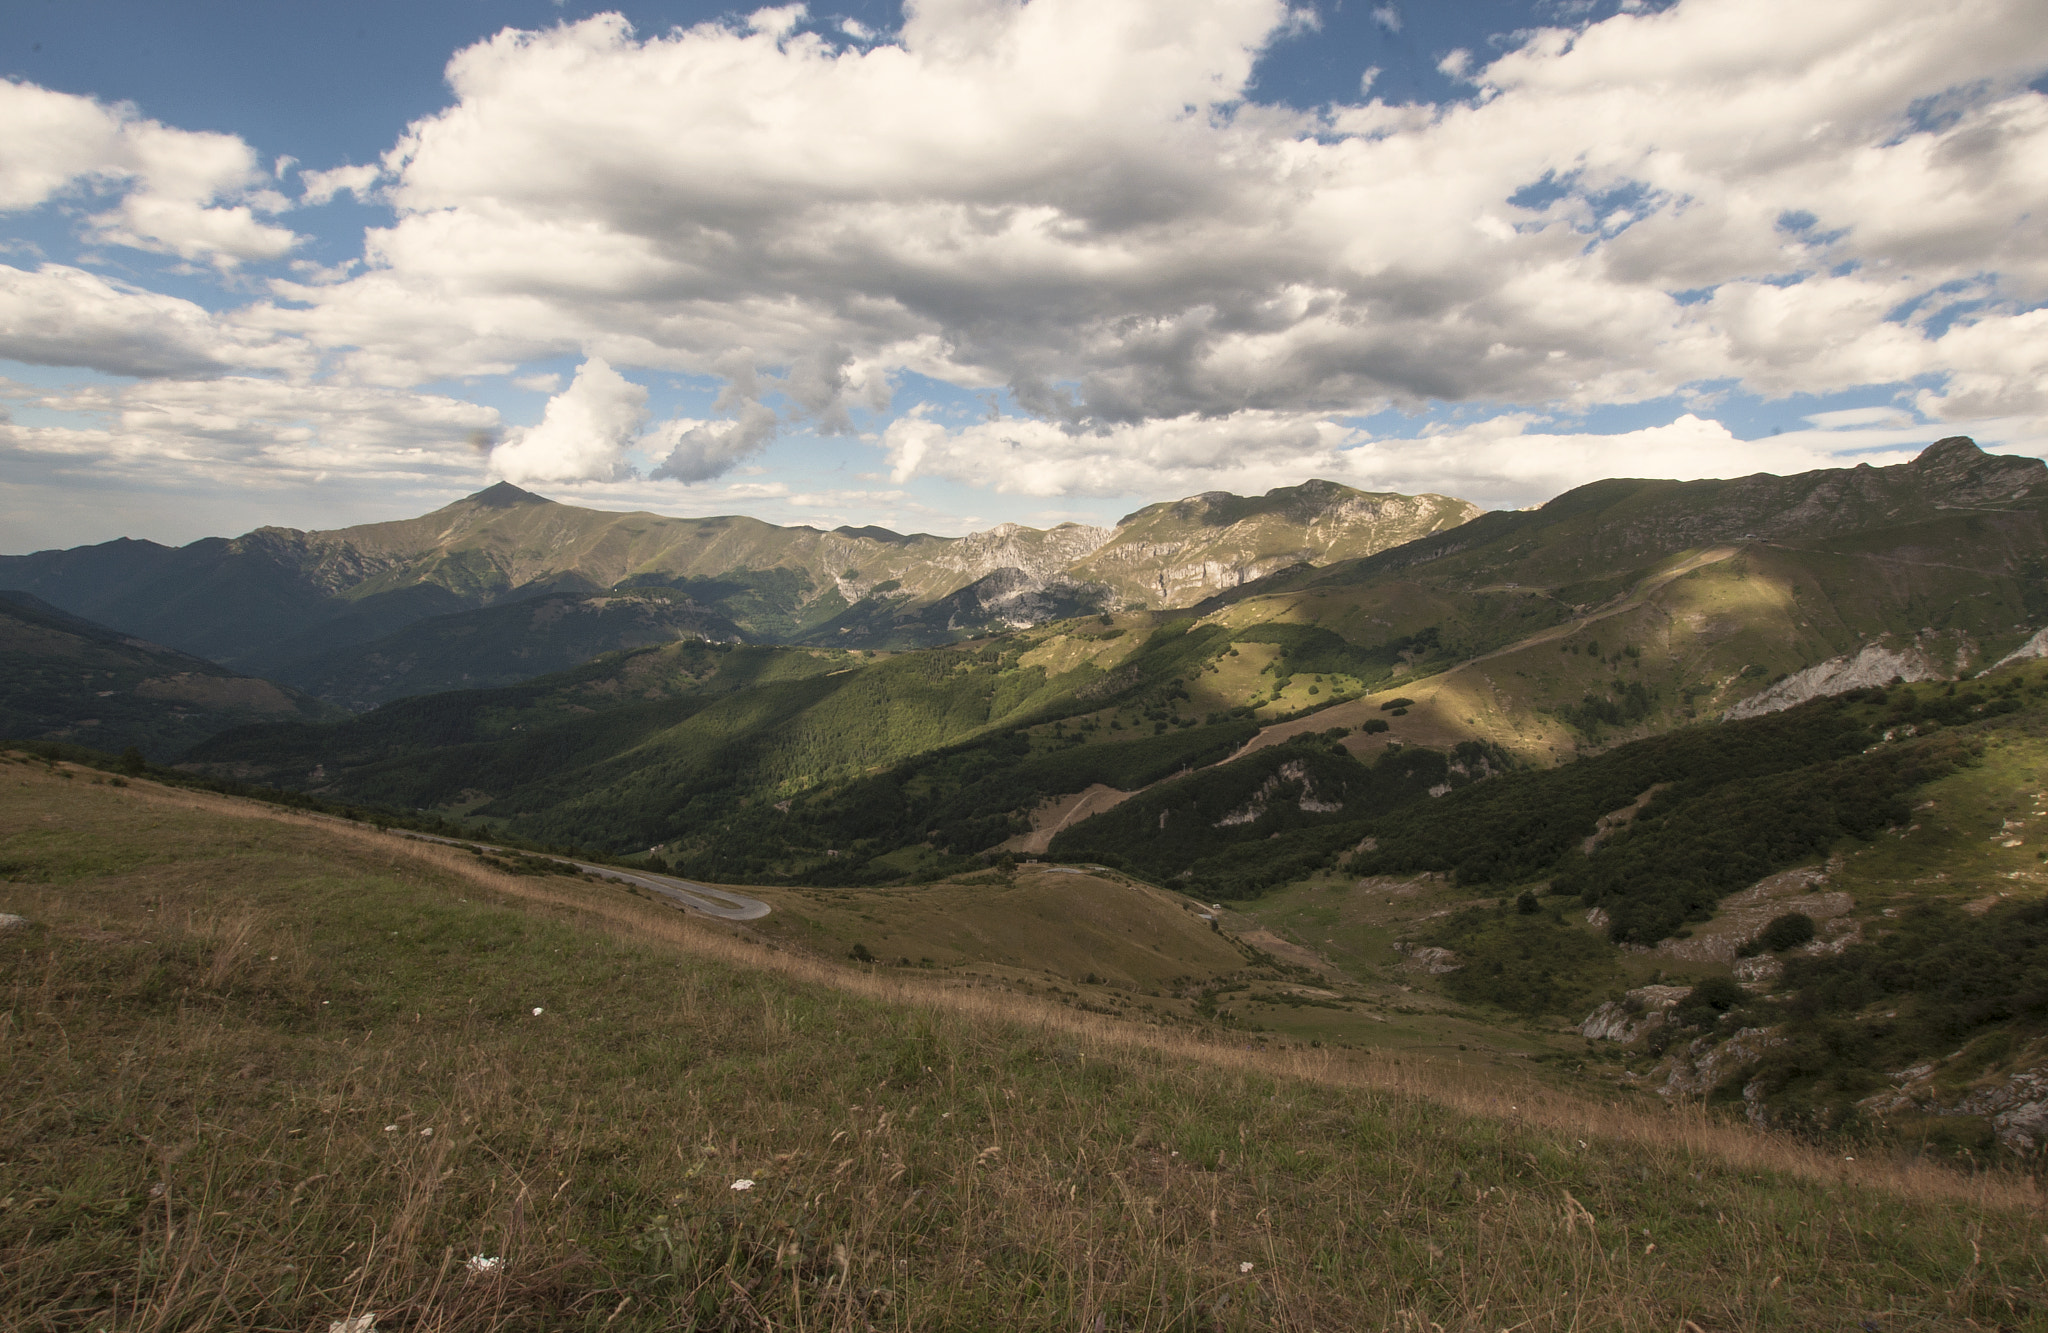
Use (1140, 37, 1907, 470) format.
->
(5, 0, 2048, 517)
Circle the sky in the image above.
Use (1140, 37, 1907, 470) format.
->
(3, 0, 2047, 552)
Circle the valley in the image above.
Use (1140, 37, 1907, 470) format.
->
(9, 437, 2048, 1328)
(2, 757, 2039, 1330)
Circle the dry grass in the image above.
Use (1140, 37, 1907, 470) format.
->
(4, 759, 2044, 1331)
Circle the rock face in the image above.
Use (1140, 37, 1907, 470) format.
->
(1071, 480, 1481, 608)
(1724, 639, 1950, 720)
(1659, 1026, 1789, 1105)
(1995, 627, 2048, 670)
(1578, 984, 1689, 1043)
(1860, 1062, 2048, 1154)
(1394, 943, 1463, 975)
(1213, 759, 1345, 826)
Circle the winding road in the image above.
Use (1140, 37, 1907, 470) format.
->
(399, 832, 771, 921)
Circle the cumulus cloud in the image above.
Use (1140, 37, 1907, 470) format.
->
(882, 407, 1365, 497)
(0, 263, 306, 378)
(0, 81, 299, 267)
(649, 401, 779, 482)
(12, 0, 2048, 515)
(299, 163, 381, 206)
(224, 0, 2046, 500)
(488, 357, 646, 483)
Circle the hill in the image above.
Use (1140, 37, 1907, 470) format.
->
(186, 439, 2048, 889)
(1, 756, 2035, 1331)
(0, 478, 1477, 704)
(0, 591, 341, 759)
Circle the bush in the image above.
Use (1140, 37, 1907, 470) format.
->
(1739, 912, 1816, 956)
(1673, 975, 1747, 1028)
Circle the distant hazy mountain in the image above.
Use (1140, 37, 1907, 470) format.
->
(0, 592, 342, 759)
(0, 478, 1477, 706)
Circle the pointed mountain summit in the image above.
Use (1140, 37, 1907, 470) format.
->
(459, 480, 554, 510)
(1903, 434, 2045, 501)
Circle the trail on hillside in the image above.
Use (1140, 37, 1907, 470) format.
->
(88, 764, 2040, 1211)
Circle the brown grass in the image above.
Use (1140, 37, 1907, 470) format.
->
(4, 760, 2043, 1332)
(136, 772, 2039, 1213)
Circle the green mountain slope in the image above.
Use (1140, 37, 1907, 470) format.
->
(184, 438, 2048, 894)
(0, 591, 342, 759)
(2, 479, 1473, 702)
(276, 586, 750, 709)
(1190, 436, 2048, 761)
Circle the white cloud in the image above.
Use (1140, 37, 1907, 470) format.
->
(300, 163, 382, 206)
(512, 371, 562, 392)
(0, 263, 306, 378)
(488, 356, 647, 483)
(747, 4, 807, 38)
(1370, 5, 1401, 34)
(0, 375, 500, 486)
(1805, 406, 1916, 430)
(882, 406, 1368, 496)
(0, 81, 300, 267)
(221, 0, 2045, 503)
(12, 0, 2048, 512)
(880, 400, 2048, 512)
(1335, 410, 2048, 511)
(648, 401, 779, 482)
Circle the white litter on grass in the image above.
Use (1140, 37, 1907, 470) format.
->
(465, 1255, 502, 1276)
(532, 1007, 544, 1015)
(731, 1179, 755, 1191)
(1239, 1261, 1254, 1273)
(328, 1315, 376, 1333)
(419, 1127, 433, 1138)
(384, 1125, 398, 1133)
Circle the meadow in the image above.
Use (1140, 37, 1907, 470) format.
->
(2, 757, 2042, 1331)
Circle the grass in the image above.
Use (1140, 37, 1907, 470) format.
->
(4, 757, 2045, 1331)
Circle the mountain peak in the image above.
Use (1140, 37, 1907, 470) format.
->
(1911, 435, 1985, 469)
(465, 481, 551, 509)
(1904, 434, 2044, 497)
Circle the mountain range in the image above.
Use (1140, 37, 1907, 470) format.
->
(172, 436, 2047, 873)
(0, 478, 1477, 709)
(12, 434, 2048, 1156)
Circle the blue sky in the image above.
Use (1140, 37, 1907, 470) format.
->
(3, 0, 2046, 550)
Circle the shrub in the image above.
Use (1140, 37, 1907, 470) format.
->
(1739, 912, 1816, 956)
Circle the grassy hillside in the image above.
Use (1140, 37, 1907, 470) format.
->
(4, 760, 2041, 1331)
(0, 591, 342, 760)
(1190, 437, 2048, 763)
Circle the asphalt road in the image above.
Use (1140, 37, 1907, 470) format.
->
(398, 831, 771, 921)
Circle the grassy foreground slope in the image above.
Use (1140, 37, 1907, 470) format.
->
(4, 762, 2040, 1332)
